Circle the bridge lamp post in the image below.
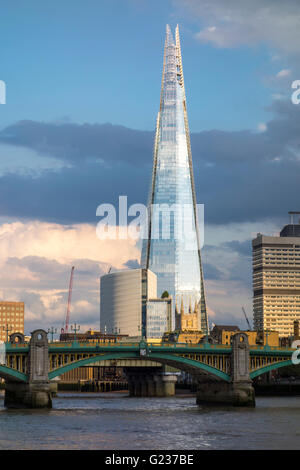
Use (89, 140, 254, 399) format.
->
(3, 324, 12, 343)
(205, 331, 210, 347)
(47, 327, 57, 343)
(264, 331, 270, 350)
(71, 323, 80, 343)
(138, 324, 143, 341)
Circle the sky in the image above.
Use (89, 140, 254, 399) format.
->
(0, 0, 300, 335)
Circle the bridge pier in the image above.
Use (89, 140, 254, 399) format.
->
(196, 380, 255, 407)
(5, 381, 52, 409)
(196, 333, 255, 407)
(5, 330, 52, 409)
(126, 368, 177, 397)
(153, 373, 178, 397)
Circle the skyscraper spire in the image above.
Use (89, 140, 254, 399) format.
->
(141, 25, 208, 334)
(180, 296, 185, 315)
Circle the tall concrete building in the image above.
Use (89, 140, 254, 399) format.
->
(100, 268, 172, 339)
(141, 25, 208, 334)
(253, 212, 300, 337)
(0, 301, 24, 342)
(100, 268, 157, 337)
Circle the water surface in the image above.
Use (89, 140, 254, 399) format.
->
(0, 391, 299, 450)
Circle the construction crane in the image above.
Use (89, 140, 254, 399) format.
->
(242, 306, 251, 330)
(62, 266, 75, 334)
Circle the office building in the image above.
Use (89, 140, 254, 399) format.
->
(146, 297, 172, 340)
(100, 268, 157, 337)
(253, 212, 300, 337)
(0, 301, 24, 342)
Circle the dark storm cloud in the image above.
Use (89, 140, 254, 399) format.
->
(222, 240, 251, 257)
(202, 262, 224, 280)
(202, 242, 251, 287)
(0, 99, 299, 224)
(0, 161, 149, 223)
(0, 120, 153, 166)
(124, 259, 141, 269)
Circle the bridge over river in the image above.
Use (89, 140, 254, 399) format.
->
(1, 330, 298, 408)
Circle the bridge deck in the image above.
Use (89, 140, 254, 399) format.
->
(1, 341, 298, 384)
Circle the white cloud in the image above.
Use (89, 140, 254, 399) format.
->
(0, 144, 69, 177)
(276, 69, 291, 78)
(272, 93, 286, 100)
(175, 0, 300, 54)
(258, 122, 267, 132)
(0, 221, 139, 268)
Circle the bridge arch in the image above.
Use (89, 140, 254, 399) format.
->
(0, 365, 27, 382)
(48, 352, 231, 382)
(250, 359, 294, 379)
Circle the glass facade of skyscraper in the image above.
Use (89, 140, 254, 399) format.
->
(141, 25, 208, 333)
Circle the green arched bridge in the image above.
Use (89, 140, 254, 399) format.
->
(2, 330, 299, 408)
(2, 333, 297, 383)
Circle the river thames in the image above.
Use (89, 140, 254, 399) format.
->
(0, 392, 299, 450)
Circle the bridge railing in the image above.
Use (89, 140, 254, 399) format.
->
(47, 341, 233, 350)
(5, 339, 296, 353)
(249, 345, 295, 352)
(48, 341, 142, 348)
(157, 342, 232, 349)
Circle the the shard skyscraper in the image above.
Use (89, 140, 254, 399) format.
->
(141, 25, 208, 334)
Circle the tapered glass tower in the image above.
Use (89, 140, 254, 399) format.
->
(141, 25, 208, 334)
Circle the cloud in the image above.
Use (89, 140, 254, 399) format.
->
(200, 222, 277, 326)
(0, 221, 139, 268)
(176, 0, 300, 54)
(257, 123, 267, 132)
(205, 277, 252, 329)
(202, 261, 224, 281)
(0, 221, 140, 334)
(0, 120, 153, 167)
(0, 97, 299, 227)
(124, 258, 141, 269)
(223, 239, 251, 257)
(276, 69, 291, 78)
(0, 143, 67, 177)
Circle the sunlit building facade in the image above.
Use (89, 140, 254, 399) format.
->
(141, 25, 208, 333)
(253, 216, 300, 337)
(0, 301, 24, 342)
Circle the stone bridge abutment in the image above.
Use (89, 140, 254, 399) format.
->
(4, 330, 52, 409)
